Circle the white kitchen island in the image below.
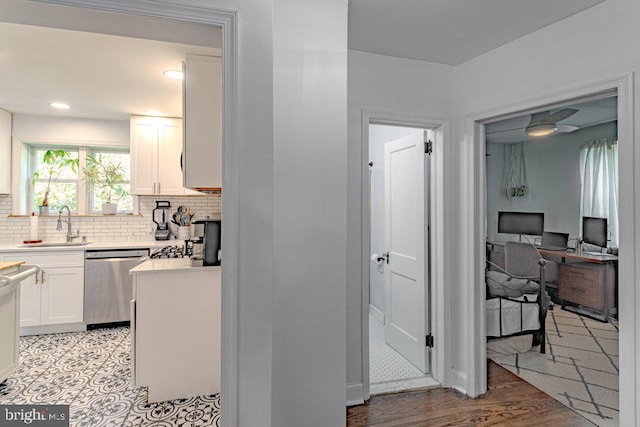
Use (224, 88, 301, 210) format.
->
(130, 258, 221, 403)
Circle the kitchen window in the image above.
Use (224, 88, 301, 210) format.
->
(28, 144, 132, 215)
(31, 146, 79, 213)
(86, 148, 133, 214)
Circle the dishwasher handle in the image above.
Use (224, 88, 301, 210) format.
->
(85, 249, 150, 259)
(0, 265, 40, 288)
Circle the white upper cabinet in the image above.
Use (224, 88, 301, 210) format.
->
(183, 54, 222, 190)
(130, 116, 197, 196)
(0, 109, 11, 195)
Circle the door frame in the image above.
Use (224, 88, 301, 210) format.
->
(465, 74, 636, 425)
(361, 110, 449, 400)
(21, 1, 239, 424)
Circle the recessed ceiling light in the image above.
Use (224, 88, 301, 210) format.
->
(50, 102, 70, 110)
(163, 70, 184, 80)
(144, 110, 162, 116)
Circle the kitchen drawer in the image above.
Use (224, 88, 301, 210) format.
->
(3, 252, 84, 268)
(559, 263, 613, 311)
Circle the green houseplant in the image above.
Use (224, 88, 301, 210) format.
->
(32, 149, 79, 214)
(82, 154, 129, 215)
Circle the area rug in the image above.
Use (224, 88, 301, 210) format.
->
(490, 308, 618, 427)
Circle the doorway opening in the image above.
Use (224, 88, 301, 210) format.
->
(0, 1, 238, 424)
(366, 123, 437, 395)
(482, 92, 620, 426)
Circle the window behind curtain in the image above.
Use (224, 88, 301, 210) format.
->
(579, 138, 618, 247)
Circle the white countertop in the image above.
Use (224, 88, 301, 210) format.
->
(130, 258, 221, 274)
(0, 240, 173, 253)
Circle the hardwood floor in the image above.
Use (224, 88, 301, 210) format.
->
(347, 361, 596, 426)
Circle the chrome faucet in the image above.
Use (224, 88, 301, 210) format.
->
(56, 205, 80, 242)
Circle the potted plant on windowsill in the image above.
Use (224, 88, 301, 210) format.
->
(82, 154, 128, 215)
(32, 149, 79, 214)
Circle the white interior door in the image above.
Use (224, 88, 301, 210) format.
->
(384, 132, 429, 373)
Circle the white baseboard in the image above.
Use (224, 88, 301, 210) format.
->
(346, 382, 365, 406)
(450, 368, 467, 395)
(20, 322, 85, 336)
(369, 304, 385, 323)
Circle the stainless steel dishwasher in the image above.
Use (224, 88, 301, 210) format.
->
(84, 248, 149, 329)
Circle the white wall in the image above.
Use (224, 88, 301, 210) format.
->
(368, 125, 423, 316)
(486, 122, 617, 243)
(271, 1, 347, 425)
(13, 114, 129, 145)
(452, 0, 638, 422)
(347, 50, 453, 399)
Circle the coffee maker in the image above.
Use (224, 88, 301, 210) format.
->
(152, 201, 172, 241)
(191, 220, 221, 266)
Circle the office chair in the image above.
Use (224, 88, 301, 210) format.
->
(505, 241, 558, 281)
(505, 240, 558, 304)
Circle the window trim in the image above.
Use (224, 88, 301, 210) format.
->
(13, 137, 135, 215)
(29, 144, 80, 214)
(85, 147, 133, 214)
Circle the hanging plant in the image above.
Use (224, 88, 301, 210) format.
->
(503, 143, 528, 198)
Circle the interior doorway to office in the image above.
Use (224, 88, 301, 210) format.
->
(365, 122, 438, 395)
(481, 91, 620, 426)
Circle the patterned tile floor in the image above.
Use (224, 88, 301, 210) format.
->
(0, 327, 220, 426)
(491, 308, 618, 427)
(369, 315, 438, 394)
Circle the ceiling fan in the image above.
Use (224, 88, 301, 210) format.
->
(486, 107, 580, 140)
(525, 108, 579, 136)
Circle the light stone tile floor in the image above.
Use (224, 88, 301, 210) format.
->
(0, 327, 220, 426)
(369, 314, 438, 395)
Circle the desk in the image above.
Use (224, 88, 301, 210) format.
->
(536, 249, 617, 322)
(487, 242, 618, 322)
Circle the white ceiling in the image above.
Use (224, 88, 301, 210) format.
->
(485, 96, 617, 144)
(0, 1, 608, 121)
(0, 22, 220, 121)
(348, 0, 605, 65)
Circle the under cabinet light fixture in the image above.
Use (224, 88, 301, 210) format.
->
(144, 110, 162, 116)
(163, 70, 184, 80)
(50, 102, 71, 110)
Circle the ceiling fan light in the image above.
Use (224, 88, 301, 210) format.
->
(163, 70, 184, 80)
(49, 102, 71, 110)
(526, 123, 557, 137)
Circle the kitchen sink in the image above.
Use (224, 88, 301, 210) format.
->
(19, 241, 92, 247)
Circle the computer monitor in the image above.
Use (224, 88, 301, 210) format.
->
(583, 216, 608, 248)
(497, 211, 544, 240)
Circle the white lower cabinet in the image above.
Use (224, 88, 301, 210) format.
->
(2, 252, 84, 329)
(131, 262, 221, 403)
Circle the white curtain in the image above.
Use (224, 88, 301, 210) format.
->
(579, 138, 618, 247)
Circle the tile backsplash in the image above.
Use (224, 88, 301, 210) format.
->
(0, 194, 221, 244)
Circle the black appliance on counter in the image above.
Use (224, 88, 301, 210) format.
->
(193, 219, 222, 266)
(152, 201, 172, 241)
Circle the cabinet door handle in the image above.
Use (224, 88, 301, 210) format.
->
(35, 271, 39, 284)
(153, 182, 157, 194)
(158, 182, 161, 193)
(41, 270, 45, 284)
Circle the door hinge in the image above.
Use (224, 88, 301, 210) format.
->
(424, 139, 433, 155)
(426, 334, 434, 348)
